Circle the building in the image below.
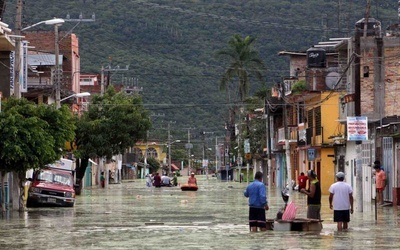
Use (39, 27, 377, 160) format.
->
(269, 48, 345, 194)
(23, 31, 82, 106)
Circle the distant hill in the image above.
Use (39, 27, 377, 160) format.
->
(3, 0, 398, 143)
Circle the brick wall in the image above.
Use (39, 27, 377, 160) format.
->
(360, 38, 400, 118)
(24, 31, 80, 95)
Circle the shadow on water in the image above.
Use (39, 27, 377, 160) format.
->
(1, 176, 400, 249)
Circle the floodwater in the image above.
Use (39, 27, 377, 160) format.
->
(0, 176, 399, 250)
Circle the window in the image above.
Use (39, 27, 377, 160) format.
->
(298, 102, 305, 123)
(315, 106, 321, 136)
(363, 66, 369, 78)
(147, 148, 158, 158)
(307, 109, 313, 129)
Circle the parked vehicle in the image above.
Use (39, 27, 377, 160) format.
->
(26, 159, 76, 207)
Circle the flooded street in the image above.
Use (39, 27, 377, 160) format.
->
(1, 175, 400, 249)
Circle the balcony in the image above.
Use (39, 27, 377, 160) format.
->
(277, 127, 298, 144)
(297, 126, 325, 147)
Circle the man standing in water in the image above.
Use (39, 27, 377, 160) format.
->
(300, 170, 321, 220)
(244, 171, 269, 232)
(329, 172, 353, 231)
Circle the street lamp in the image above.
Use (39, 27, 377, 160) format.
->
(60, 92, 90, 102)
(168, 139, 180, 176)
(21, 18, 65, 108)
(21, 18, 65, 32)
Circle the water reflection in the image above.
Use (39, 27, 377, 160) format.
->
(0, 176, 399, 249)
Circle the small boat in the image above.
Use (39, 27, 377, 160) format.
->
(180, 184, 198, 191)
(266, 218, 323, 231)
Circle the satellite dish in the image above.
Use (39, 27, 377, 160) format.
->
(325, 71, 340, 89)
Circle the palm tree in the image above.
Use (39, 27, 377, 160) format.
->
(216, 34, 265, 147)
(216, 34, 265, 102)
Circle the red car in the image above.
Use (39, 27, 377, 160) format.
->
(27, 168, 76, 207)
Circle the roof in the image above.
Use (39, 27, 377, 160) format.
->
(28, 54, 63, 66)
(0, 21, 14, 51)
(278, 51, 338, 56)
(171, 164, 179, 171)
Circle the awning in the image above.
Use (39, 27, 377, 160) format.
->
(171, 164, 179, 171)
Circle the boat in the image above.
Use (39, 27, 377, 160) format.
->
(266, 218, 323, 231)
(180, 184, 198, 191)
(264, 188, 322, 231)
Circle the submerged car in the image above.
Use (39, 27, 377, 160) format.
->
(27, 159, 76, 207)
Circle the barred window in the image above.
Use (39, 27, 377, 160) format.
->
(307, 109, 313, 129)
(315, 106, 321, 136)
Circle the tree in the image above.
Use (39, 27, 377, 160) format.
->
(74, 87, 151, 190)
(144, 157, 161, 174)
(215, 34, 265, 154)
(216, 34, 265, 102)
(0, 98, 75, 211)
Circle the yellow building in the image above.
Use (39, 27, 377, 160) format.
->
(133, 141, 167, 177)
(289, 92, 344, 194)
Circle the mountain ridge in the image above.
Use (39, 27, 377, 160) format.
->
(3, 0, 398, 141)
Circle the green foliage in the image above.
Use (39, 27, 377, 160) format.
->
(145, 157, 161, 173)
(216, 34, 265, 102)
(3, 0, 398, 140)
(74, 86, 151, 179)
(292, 80, 307, 94)
(0, 98, 75, 173)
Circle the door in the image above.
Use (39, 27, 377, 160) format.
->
(382, 137, 393, 202)
(362, 141, 374, 202)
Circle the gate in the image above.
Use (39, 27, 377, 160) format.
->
(362, 141, 374, 202)
(382, 137, 393, 202)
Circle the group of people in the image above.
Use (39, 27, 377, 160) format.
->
(244, 160, 386, 232)
(299, 169, 354, 231)
(146, 172, 179, 188)
(145, 172, 198, 188)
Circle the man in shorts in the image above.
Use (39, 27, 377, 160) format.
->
(300, 170, 321, 219)
(329, 172, 354, 231)
(244, 171, 269, 232)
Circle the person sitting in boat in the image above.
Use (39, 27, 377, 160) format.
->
(172, 172, 178, 186)
(161, 175, 172, 187)
(188, 172, 197, 185)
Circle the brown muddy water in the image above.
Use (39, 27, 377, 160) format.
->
(0, 175, 399, 250)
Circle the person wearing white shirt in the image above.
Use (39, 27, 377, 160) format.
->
(329, 172, 354, 231)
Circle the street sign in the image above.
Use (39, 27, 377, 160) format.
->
(307, 148, 316, 161)
(245, 153, 252, 160)
(244, 139, 250, 154)
(185, 143, 193, 149)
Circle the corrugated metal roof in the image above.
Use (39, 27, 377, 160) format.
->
(28, 54, 63, 66)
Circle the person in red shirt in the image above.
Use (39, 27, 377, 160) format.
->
(297, 172, 308, 192)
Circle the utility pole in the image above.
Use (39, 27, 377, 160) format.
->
(355, 17, 362, 212)
(143, 130, 149, 179)
(265, 97, 272, 188)
(168, 122, 171, 175)
(282, 79, 292, 188)
(55, 23, 61, 108)
(10, 0, 23, 212)
(13, 0, 23, 98)
(184, 128, 194, 176)
(100, 65, 129, 95)
(202, 131, 214, 178)
(100, 66, 104, 96)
